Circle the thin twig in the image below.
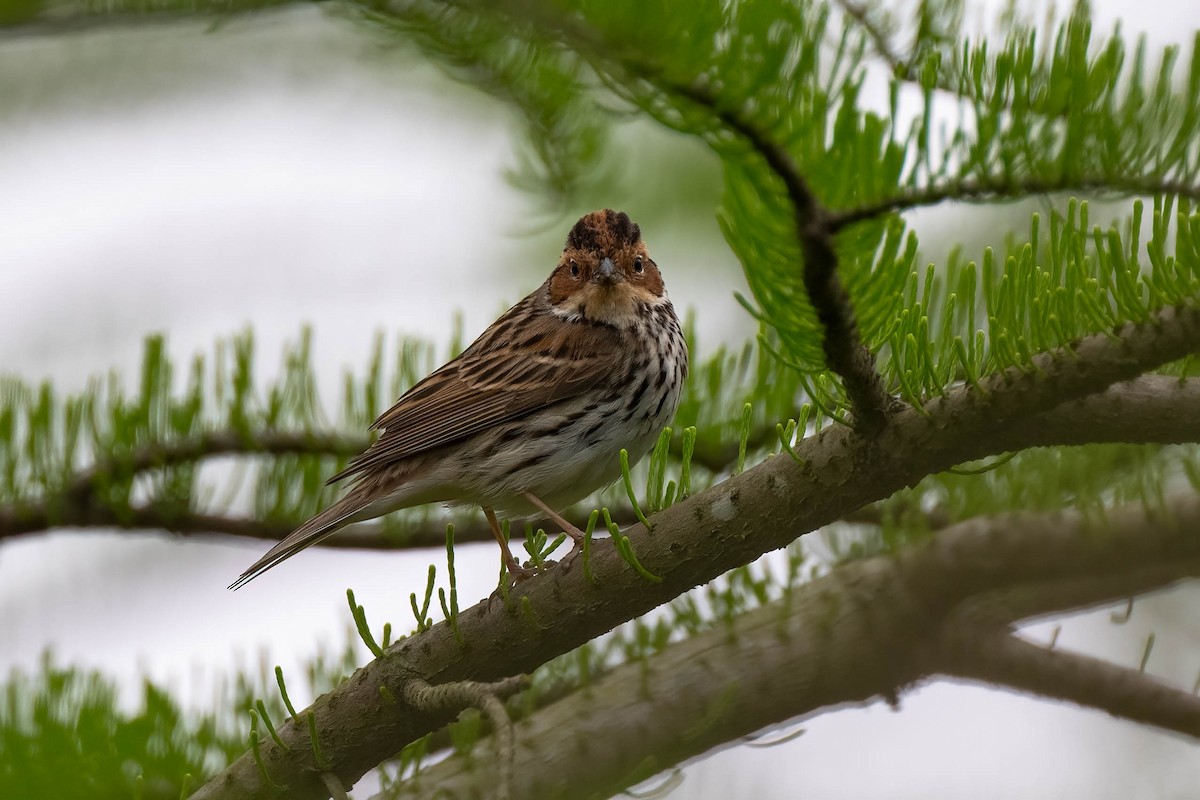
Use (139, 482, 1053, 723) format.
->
(669, 83, 895, 435)
(832, 0, 908, 76)
(828, 175, 1200, 231)
(62, 430, 369, 504)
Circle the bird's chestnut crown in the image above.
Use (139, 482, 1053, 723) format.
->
(547, 210, 666, 322)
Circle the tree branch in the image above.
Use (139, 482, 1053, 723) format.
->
(0, 439, 646, 550)
(1004, 374, 1200, 448)
(828, 175, 1200, 232)
(371, 493, 1200, 799)
(0, 419, 734, 548)
(972, 563, 1200, 626)
(0, 501, 500, 550)
(936, 626, 1200, 740)
(7, 373, 1196, 552)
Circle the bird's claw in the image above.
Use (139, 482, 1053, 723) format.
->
(509, 563, 537, 582)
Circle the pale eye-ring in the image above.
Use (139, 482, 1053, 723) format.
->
(569, 260, 580, 278)
(634, 255, 644, 274)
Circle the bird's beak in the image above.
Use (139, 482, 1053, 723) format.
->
(594, 257, 621, 286)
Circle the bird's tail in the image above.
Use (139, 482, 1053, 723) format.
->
(228, 486, 391, 590)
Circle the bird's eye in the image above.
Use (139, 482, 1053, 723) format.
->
(569, 260, 580, 278)
(634, 256, 644, 274)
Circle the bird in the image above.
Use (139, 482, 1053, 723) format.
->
(230, 209, 688, 589)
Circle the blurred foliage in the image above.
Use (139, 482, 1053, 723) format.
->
(3, 0, 1200, 794)
(0, 656, 238, 799)
(0, 0, 44, 27)
(0, 640, 362, 799)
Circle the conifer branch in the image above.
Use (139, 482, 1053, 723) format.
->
(6, 375, 1198, 552)
(835, 0, 1105, 130)
(971, 565, 1200, 626)
(672, 84, 896, 436)
(828, 175, 1200, 231)
(63, 431, 369, 502)
(0, 424, 742, 548)
(49, 423, 736, 510)
(999, 374, 1200, 450)
(0, 502, 497, 550)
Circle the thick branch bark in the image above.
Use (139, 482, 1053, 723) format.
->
(374, 493, 1200, 799)
(193, 303, 1200, 800)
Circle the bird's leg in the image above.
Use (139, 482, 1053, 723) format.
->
(522, 491, 587, 546)
(484, 506, 535, 581)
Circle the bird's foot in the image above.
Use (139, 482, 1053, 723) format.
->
(505, 557, 538, 583)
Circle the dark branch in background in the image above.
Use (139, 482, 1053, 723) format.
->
(0, 501, 498, 550)
(372, 493, 1200, 799)
(0, 426, 745, 546)
(6, 374, 1199, 549)
(59, 425, 741, 493)
(63, 431, 368, 501)
(827, 175, 1200, 231)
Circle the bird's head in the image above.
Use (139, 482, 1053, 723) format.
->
(547, 210, 667, 326)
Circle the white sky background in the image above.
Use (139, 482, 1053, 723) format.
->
(2, 2, 1200, 798)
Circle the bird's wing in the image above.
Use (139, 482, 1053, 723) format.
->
(229, 298, 621, 589)
(328, 298, 619, 483)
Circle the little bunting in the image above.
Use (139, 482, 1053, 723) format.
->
(231, 209, 688, 588)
